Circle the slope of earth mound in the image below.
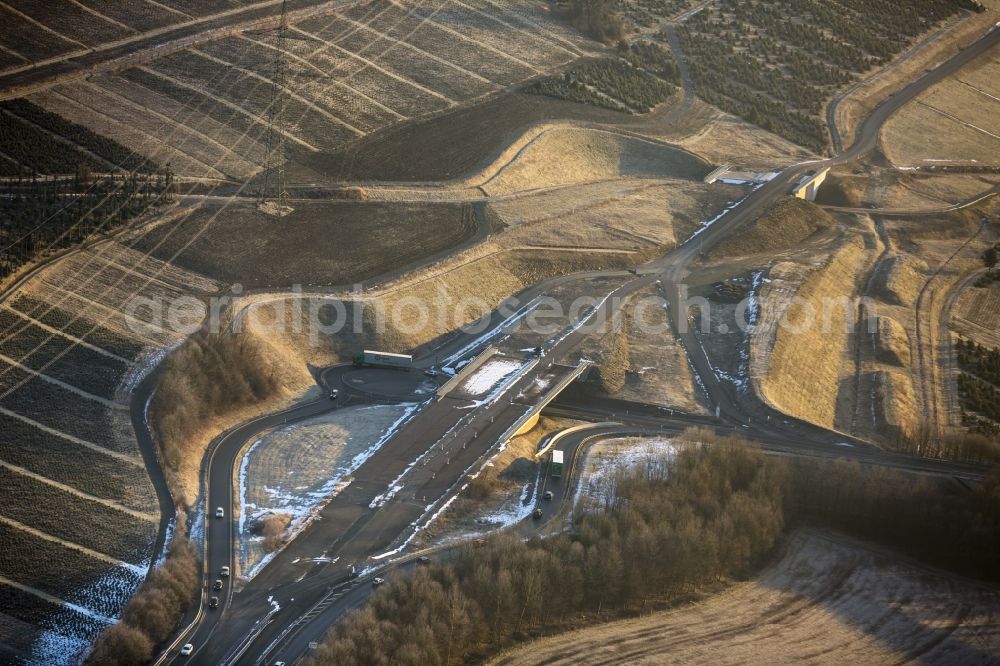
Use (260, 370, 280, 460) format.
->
(479, 126, 710, 196)
(710, 197, 835, 259)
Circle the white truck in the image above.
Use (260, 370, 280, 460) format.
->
(353, 350, 413, 370)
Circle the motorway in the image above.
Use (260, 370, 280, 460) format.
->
(156, 23, 1000, 666)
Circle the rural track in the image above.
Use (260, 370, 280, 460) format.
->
(850, 217, 892, 436)
(819, 186, 999, 216)
(825, 8, 976, 153)
(913, 218, 989, 436)
(939, 266, 990, 429)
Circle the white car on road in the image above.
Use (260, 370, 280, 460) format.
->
(216, 507, 224, 518)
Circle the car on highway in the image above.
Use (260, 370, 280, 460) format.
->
(180, 644, 194, 656)
(215, 507, 224, 518)
(220, 566, 230, 577)
(372, 577, 385, 587)
(213, 579, 223, 591)
(329, 389, 339, 400)
(423, 369, 438, 377)
(543, 490, 553, 501)
(417, 556, 431, 565)
(209, 597, 219, 609)
(532, 508, 543, 519)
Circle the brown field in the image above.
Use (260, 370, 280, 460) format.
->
(882, 50, 1000, 166)
(952, 282, 1000, 348)
(20, 0, 594, 181)
(492, 529, 1000, 665)
(709, 197, 837, 259)
(0, 233, 224, 656)
(128, 200, 478, 288)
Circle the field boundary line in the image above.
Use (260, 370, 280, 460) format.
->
(0, 459, 158, 522)
(917, 100, 1000, 142)
(450, 0, 578, 60)
(190, 48, 366, 137)
(85, 81, 257, 179)
(475, 0, 587, 56)
(407, 8, 540, 73)
(0, 304, 135, 365)
(0, 1, 89, 50)
(0, 514, 145, 572)
(41, 88, 229, 180)
(239, 33, 406, 120)
(138, 66, 320, 151)
(0, 42, 26, 65)
(33, 281, 173, 343)
(65, 0, 139, 35)
(139, 0, 194, 20)
(0, 352, 126, 409)
(956, 78, 1000, 103)
(0, 574, 116, 624)
(0, 108, 118, 171)
(0, 406, 144, 465)
(335, 16, 496, 86)
(290, 26, 458, 103)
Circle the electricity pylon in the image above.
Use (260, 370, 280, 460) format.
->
(258, 0, 290, 215)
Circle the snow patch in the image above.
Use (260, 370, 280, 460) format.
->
(460, 358, 523, 396)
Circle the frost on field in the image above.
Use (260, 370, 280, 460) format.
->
(238, 404, 419, 577)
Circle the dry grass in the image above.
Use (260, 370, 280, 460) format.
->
(873, 368, 919, 442)
(617, 286, 707, 413)
(881, 49, 1000, 166)
(754, 235, 871, 430)
(474, 125, 710, 196)
(875, 315, 911, 367)
(874, 255, 928, 306)
(952, 282, 1000, 348)
(491, 178, 743, 253)
(676, 110, 815, 169)
(490, 528, 1000, 665)
(710, 197, 835, 259)
(838, 0, 1000, 149)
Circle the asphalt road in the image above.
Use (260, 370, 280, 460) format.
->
(159, 22, 1000, 666)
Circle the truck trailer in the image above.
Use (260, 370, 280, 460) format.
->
(551, 450, 564, 478)
(353, 350, 413, 370)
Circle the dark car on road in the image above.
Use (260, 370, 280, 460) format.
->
(209, 597, 219, 609)
(532, 508, 543, 519)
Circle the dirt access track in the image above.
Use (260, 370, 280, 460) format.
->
(492, 529, 1000, 665)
